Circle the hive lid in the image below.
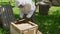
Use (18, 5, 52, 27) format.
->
(11, 19, 38, 30)
(17, 23, 33, 30)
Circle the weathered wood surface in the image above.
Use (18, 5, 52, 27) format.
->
(0, 4, 15, 30)
(10, 19, 38, 34)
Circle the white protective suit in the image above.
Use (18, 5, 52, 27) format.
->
(15, 0, 36, 18)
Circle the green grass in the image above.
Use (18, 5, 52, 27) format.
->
(33, 6, 60, 34)
(0, 28, 7, 34)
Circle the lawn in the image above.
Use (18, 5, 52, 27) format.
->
(0, 0, 60, 34)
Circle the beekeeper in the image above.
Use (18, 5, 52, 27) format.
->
(15, 0, 36, 20)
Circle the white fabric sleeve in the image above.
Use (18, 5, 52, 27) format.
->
(26, 10, 35, 18)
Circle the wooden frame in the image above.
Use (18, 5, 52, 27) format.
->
(10, 19, 38, 34)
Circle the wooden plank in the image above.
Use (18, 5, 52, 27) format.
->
(10, 24, 20, 34)
(23, 30, 28, 34)
(29, 28, 34, 34)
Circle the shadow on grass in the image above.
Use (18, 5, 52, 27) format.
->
(33, 12, 60, 34)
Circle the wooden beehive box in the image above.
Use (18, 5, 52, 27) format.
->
(10, 19, 38, 34)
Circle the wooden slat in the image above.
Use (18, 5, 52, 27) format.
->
(10, 25, 20, 34)
(29, 29, 34, 34)
(23, 30, 28, 34)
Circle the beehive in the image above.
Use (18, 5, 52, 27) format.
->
(10, 19, 38, 34)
